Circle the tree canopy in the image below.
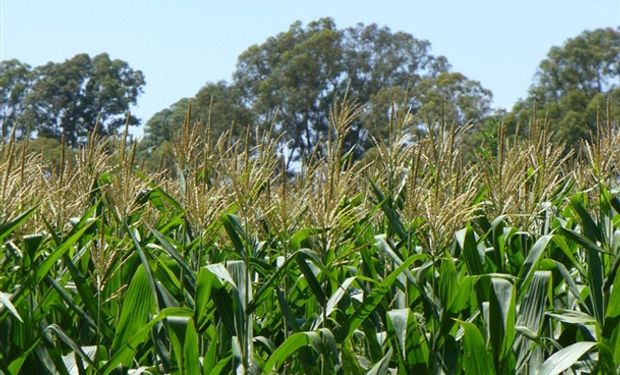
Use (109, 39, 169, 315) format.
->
(0, 53, 145, 146)
(507, 27, 620, 148)
(0, 60, 32, 140)
(144, 18, 492, 163)
(142, 81, 254, 150)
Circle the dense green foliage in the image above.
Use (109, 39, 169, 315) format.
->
(507, 27, 620, 147)
(0, 53, 145, 146)
(1, 22, 619, 374)
(144, 18, 492, 163)
(0, 100, 619, 373)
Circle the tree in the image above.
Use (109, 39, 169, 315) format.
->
(0, 60, 32, 140)
(234, 18, 345, 161)
(509, 27, 620, 148)
(233, 18, 491, 161)
(21, 53, 145, 146)
(142, 81, 254, 150)
(146, 18, 493, 164)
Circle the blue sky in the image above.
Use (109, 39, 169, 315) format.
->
(1, 1, 618, 136)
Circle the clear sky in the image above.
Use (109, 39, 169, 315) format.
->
(1, 1, 618, 137)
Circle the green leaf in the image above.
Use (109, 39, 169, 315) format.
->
(370, 181, 407, 240)
(222, 214, 248, 257)
(0, 207, 37, 243)
(517, 235, 552, 294)
(546, 310, 597, 325)
(0, 291, 23, 322)
(44, 325, 98, 370)
(149, 226, 196, 284)
(514, 271, 550, 370)
(337, 254, 417, 343)
(102, 307, 193, 374)
(537, 341, 596, 375)
(35, 219, 96, 284)
(110, 265, 156, 367)
(489, 277, 516, 365)
(457, 320, 495, 375)
(262, 331, 321, 374)
(195, 267, 215, 327)
(516, 271, 550, 335)
(184, 319, 201, 374)
(312, 276, 356, 330)
(456, 226, 485, 276)
(559, 226, 605, 326)
(8, 339, 41, 375)
(387, 309, 409, 360)
(438, 259, 458, 312)
(605, 261, 620, 319)
(570, 195, 602, 243)
(366, 348, 393, 375)
(295, 251, 326, 306)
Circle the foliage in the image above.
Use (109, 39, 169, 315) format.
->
(0, 60, 32, 140)
(507, 27, 620, 149)
(142, 82, 254, 153)
(0, 53, 145, 147)
(1, 98, 620, 374)
(145, 18, 492, 165)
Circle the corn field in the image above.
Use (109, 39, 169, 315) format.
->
(1, 103, 620, 374)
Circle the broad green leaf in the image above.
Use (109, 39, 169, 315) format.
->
(167, 316, 189, 373)
(312, 276, 356, 330)
(110, 265, 156, 367)
(559, 225, 605, 326)
(337, 255, 417, 343)
(516, 271, 550, 335)
(263, 331, 321, 374)
(387, 309, 409, 360)
(45, 325, 98, 370)
(103, 307, 193, 374)
(0, 207, 37, 243)
(605, 262, 620, 319)
(570, 196, 602, 243)
(456, 226, 485, 276)
(149, 226, 196, 283)
(184, 319, 201, 374)
(546, 310, 597, 325)
(195, 267, 216, 325)
(515, 271, 550, 370)
(222, 213, 249, 257)
(366, 348, 393, 375)
(438, 259, 458, 312)
(124, 220, 162, 310)
(296, 251, 326, 305)
(489, 277, 515, 365)
(456, 320, 495, 375)
(35, 219, 96, 284)
(370, 181, 407, 240)
(8, 339, 41, 375)
(517, 235, 552, 293)
(206, 263, 238, 289)
(538, 341, 596, 375)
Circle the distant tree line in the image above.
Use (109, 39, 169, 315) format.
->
(143, 18, 494, 165)
(0, 53, 145, 147)
(1, 20, 618, 166)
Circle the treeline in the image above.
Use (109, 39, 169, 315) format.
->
(0, 53, 144, 147)
(1, 19, 619, 168)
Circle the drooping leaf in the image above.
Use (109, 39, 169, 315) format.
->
(262, 331, 321, 374)
(537, 341, 596, 375)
